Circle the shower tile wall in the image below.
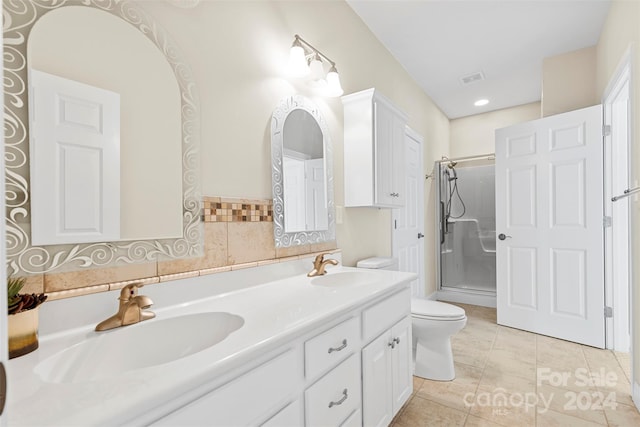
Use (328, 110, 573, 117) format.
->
(442, 164, 496, 292)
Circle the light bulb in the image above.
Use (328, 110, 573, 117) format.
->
(288, 41, 310, 77)
(325, 65, 344, 97)
(308, 54, 327, 88)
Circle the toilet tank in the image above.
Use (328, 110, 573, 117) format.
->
(356, 257, 398, 271)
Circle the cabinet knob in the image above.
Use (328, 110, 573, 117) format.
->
(388, 341, 395, 349)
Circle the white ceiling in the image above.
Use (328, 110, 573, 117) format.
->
(346, 0, 612, 119)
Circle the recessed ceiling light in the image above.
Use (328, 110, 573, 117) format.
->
(474, 99, 489, 107)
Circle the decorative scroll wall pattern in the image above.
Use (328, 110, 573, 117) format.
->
(270, 95, 336, 248)
(3, 0, 202, 275)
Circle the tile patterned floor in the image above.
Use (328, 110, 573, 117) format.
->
(392, 303, 640, 426)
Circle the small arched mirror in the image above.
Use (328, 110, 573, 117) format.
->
(271, 96, 335, 247)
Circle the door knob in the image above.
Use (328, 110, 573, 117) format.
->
(418, 233, 424, 239)
(498, 233, 512, 241)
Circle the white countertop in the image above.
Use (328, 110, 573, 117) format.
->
(8, 262, 416, 426)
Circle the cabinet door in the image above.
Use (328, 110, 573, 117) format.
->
(362, 332, 393, 427)
(373, 99, 395, 206)
(390, 316, 413, 414)
(391, 115, 406, 206)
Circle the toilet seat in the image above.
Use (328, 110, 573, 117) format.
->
(411, 299, 466, 321)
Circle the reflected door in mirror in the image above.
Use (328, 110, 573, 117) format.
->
(282, 109, 327, 233)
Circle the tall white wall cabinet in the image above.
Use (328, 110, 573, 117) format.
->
(342, 88, 408, 208)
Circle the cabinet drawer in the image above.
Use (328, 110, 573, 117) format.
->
(305, 316, 360, 380)
(362, 288, 410, 343)
(305, 354, 361, 427)
(153, 349, 300, 426)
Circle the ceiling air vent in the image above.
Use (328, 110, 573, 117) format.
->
(459, 71, 485, 85)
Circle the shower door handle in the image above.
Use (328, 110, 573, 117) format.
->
(498, 233, 511, 241)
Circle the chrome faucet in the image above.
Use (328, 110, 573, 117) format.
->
(308, 252, 339, 277)
(95, 283, 155, 331)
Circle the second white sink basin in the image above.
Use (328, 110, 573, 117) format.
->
(310, 271, 377, 287)
(34, 312, 244, 384)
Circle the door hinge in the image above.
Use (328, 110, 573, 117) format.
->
(603, 124, 611, 137)
(604, 306, 613, 318)
(394, 220, 397, 229)
(603, 216, 612, 228)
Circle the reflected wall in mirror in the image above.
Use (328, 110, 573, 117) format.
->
(271, 95, 335, 247)
(4, 0, 202, 275)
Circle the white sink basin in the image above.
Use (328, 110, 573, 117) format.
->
(34, 312, 244, 384)
(310, 271, 377, 287)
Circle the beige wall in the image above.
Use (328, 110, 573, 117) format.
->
(17, 1, 450, 298)
(596, 0, 640, 385)
(449, 102, 541, 158)
(134, 1, 450, 292)
(542, 46, 598, 117)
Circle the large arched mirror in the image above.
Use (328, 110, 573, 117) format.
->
(271, 95, 335, 247)
(4, 1, 201, 275)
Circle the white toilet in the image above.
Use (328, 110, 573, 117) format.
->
(356, 257, 467, 381)
(411, 298, 466, 381)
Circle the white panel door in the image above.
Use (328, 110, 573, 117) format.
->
(393, 129, 425, 297)
(495, 105, 605, 348)
(283, 156, 306, 232)
(305, 158, 327, 230)
(29, 69, 120, 245)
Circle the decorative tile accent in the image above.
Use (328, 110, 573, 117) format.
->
(46, 284, 110, 301)
(203, 197, 272, 223)
(26, 192, 339, 301)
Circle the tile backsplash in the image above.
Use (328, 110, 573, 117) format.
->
(21, 197, 337, 300)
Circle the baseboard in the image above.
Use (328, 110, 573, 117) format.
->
(633, 381, 640, 412)
(435, 290, 496, 308)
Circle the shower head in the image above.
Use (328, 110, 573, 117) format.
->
(447, 161, 457, 169)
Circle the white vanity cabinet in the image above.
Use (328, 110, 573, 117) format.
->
(148, 284, 412, 427)
(361, 289, 413, 427)
(342, 88, 408, 208)
(152, 348, 303, 426)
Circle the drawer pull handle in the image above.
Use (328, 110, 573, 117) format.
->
(328, 389, 348, 408)
(328, 339, 347, 354)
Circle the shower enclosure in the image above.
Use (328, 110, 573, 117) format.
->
(435, 155, 496, 306)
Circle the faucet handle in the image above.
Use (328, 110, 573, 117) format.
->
(313, 252, 333, 262)
(119, 282, 144, 301)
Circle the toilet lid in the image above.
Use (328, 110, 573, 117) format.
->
(411, 299, 466, 320)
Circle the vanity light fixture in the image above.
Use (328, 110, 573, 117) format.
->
(287, 34, 344, 97)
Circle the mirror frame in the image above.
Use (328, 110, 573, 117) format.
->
(4, 0, 202, 275)
(271, 95, 335, 248)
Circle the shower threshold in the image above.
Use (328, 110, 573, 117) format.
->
(437, 285, 496, 308)
(442, 283, 495, 294)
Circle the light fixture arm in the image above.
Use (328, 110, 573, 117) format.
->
(294, 34, 337, 69)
